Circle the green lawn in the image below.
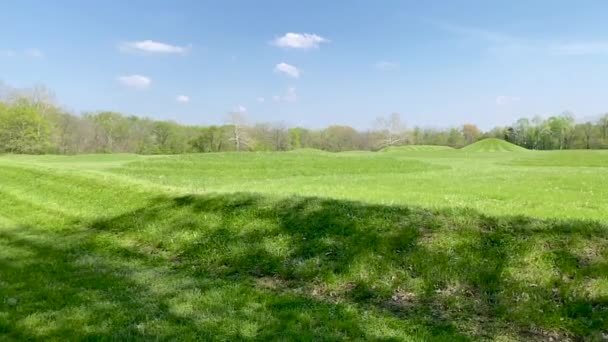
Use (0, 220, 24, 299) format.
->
(1, 149, 607, 340)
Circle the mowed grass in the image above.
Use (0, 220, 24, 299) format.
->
(380, 145, 455, 152)
(461, 138, 529, 153)
(106, 149, 608, 221)
(1, 148, 607, 340)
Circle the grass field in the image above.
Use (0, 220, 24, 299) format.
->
(461, 138, 529, 153)
(1, 143, 607, 340)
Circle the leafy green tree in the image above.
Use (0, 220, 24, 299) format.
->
(0, 99, 50, 153)
(547, 113, 575, 150)
(271, 123, 290, 151)
(510, 118, 534, 148)
(321, 125, 360, 151)
(411, 126, 423, 145)
(190, 126, 227, 152)
(52, 112, 86, 154)
(599, 113, 608, 140)
(150, 121, 190, 154)
(447, 128, 465, 147)
(298, 128, 321, 149)
(574, 122, 596, 149)
(86, 111, 131, 152)
(250, 123, 273, 151)
(485, 126, 506, 140)
(462, 124, 481, 145)
(289, 128, 302, 149)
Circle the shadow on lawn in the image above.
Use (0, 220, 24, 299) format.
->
(1, 193, 607, 340)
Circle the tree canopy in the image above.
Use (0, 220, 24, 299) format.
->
(1, 85, 607, 154)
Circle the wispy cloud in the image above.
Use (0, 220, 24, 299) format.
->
(272, 33, 329, 49)
(257, 97, 265, 103)
(24, 48, 44, 58)
(436, 22, 515, 44)
(496, 96, 520, 106)
(436, 22, 608, 56)
(274, 62, 301, 78)
(176, 95, 190, 103)
(119, 40, 190, 55)
(374, 61, 400, 71)
(117, 75, 151, 89)
(1, 48, 43, 58)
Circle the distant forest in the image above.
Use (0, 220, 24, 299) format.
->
(1, 84, 608, 154)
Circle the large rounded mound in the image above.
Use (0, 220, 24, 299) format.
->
(380, 145, 454, 152)
(461, 138, 528, 152)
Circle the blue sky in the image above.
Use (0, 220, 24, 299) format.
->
(2, 0, 608, 130)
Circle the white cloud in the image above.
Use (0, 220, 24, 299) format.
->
(374, 61, 399, 71)
(2, 49, 43, 58)
(496, 96, 520, 106)
(120, 40, 190, 54)
(117, 75, 152, 89)
(176, 95, 190, 103)
(272, 95, 281, 102)
(257, 97, 265, 103)
(234, 105, 247, 113)
(274, 62, 301, 78)
(272, 33, 329, 49)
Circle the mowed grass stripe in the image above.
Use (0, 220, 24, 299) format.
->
(0, 190, 76, 230)
(0, 163, 155, 218)
(461, 138, 529, 152)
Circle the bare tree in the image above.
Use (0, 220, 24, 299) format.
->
(374, 112, 406, 148)
(226, 112, 251, 151)
(4, 84, 56, 117)
(581, 122, 594, 149)
(271, 122, 290, 151)
(27, 84, 56, 117)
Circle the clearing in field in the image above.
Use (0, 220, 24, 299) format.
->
(1, 149, 607, 340)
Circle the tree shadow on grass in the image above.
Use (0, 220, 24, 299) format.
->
(1, 192, 607, 340)
(1, 224, 393, 340)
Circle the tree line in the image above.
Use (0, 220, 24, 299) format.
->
(1, 85, 607, 154)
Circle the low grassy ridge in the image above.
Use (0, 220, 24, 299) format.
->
(1, 148, 607, 340)
(461, 138, 529, 153)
